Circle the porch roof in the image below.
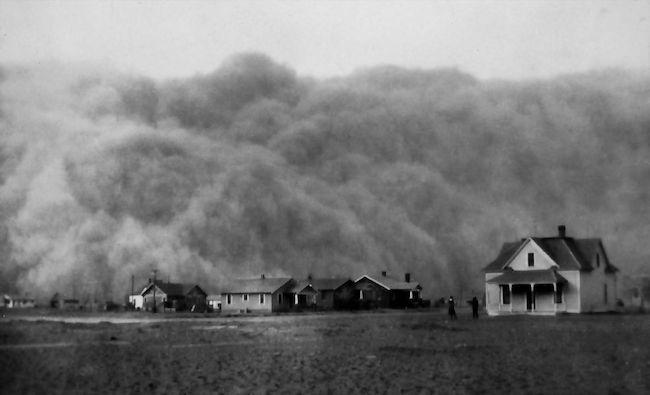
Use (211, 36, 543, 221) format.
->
(487, 270, 568, 285)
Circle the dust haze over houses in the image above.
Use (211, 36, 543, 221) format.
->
(0, 1, 649, 303)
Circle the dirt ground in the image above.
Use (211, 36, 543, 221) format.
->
(0, 309, 648, 394)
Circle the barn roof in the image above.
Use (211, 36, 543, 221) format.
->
(487, 269, 568, 284)
(221, 277, 293, 294)
(484, 236, 618, 273)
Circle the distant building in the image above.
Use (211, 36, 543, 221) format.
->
(484, 225, 618, 315)
(308, 278, 356, 310)
(207, 294, 222, 312)
(291, 280, 318, 309)
(185, 284, 208, 312)
(50, 293, 80, 310)
(141, 281, 183, 312)
(354, 272, 423, 309)
(140, 281, 208, 312)
(128, 294, 144, 310)
(221, 275, 295, 313)
(2, 294, 36, 309)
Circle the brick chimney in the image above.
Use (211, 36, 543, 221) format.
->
(381, 271, 387, 277)
(558, 225, 566, 238)
(405, 273, 411, 283)
(261, 274, 265, 279)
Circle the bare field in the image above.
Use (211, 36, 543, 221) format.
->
(1, 310, 648, 394)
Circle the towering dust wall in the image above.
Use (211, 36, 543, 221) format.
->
(0, 54, 648, 301)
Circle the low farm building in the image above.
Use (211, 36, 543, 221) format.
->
(2, 294, 36, 308)
(141, 281, 208, 312)
(221, 276, 295, 313)
(309, 278, 356, 310)
(354, 272, 423, 309)
(484, 225, 618, 315)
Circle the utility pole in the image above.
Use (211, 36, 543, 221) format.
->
(152, 269, 158, 313)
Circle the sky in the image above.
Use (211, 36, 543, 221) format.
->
(1, 0, 649, 80)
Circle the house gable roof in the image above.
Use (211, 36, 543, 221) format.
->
(141, 281, 185, 297)
(185, 284, 207, 296)
(307, 278, 354, 291)
(485, 235, 618, 273)
(291, 282, 318, 294)
(355, 275, 422, 291)
(221, 277, 294, 294)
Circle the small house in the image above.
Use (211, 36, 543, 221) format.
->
(484, 225, 618, 315)
(221, 275, 295, 313)
(207, 294, 222, 312)
(291, 281, 318, 309)
(2, 294, 36, 308)
(185, 284, 208, 312)
(309, 278, 356, 310)
(354, 272, 423, 309)
(141, 281, 186, 312)
(128, 294, 144, 310)
(50, 293, 80, 310)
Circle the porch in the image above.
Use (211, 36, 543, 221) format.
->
(488, 270, 567, 314)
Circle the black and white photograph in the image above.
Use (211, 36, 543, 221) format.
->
(0, 1, 649, 393)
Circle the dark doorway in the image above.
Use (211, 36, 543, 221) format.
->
(526, 287, 534, 311)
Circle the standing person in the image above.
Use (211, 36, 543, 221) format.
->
(448, 296, 457, 320)
(471, 296, 479, 319)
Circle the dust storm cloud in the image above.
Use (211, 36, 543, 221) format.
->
(0, 54, 648, 301)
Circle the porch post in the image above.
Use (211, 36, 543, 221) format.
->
(508, 284, 513, 313)
(530, 283, 535, 312)
(553, 283, 557, 313)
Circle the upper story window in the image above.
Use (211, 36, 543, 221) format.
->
(527, 253, 534, 267)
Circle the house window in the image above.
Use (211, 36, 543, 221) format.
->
(259, 294, 265, 304)
(409, 291, 413, 300)
(596, 254, 600, 268)
(359, 290, 364, 300)
(243, 294, 248, 302)
(278, 294, 282, 304)
(603, 284, 608, 304)
(501, 285, 510, 304)
(555, 284, 563, 303)
(227, 294, 231, 305)
(528, 253, 534, 267)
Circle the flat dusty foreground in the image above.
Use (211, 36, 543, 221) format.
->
(0, 310, 648, 394)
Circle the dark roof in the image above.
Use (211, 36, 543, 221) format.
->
(141, 281, 185, 297)
(355, 275, 422, 291)
(487, 270, 568, 284)
(291, 282, 318, 294)
(221, 277, 293, 294)
(484, 242, 525, 273)
(307, 278, 353, 291)
(484, 236, 618, 273)
(185, 284, 207, 296)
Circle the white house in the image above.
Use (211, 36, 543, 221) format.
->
(2, 294, 36, 308)
(484, 225, 618, 315)
(221, 275, 295, 313)
(128, 294, 144, 310)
